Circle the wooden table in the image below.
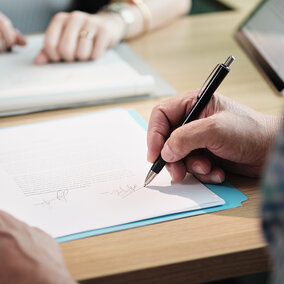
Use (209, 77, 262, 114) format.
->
(1, 1, 283, 283)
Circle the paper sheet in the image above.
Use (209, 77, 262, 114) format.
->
(0, 35, 155, 113)
(0, 109, 224, 238)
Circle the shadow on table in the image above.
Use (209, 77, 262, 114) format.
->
(212, 174, 261, 219)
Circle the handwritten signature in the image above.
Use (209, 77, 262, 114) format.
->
(101, 184, 143, 199)
(34, 189, 69, 209)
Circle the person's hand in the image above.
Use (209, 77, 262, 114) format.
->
(147, 92, 282, 184)
(0, 210, 76, 284)
(0, 12, 26, 52)
(35, 10, 125, 64)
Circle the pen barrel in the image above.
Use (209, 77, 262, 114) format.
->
(183, 64, 230, 125)
(151, 155, 166, 173)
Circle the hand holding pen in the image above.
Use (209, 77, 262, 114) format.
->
(145, 56, 274, 185)
(145, 56, 235, 186)
(146, 88, 279, 184)
(146, 55, 280, 185)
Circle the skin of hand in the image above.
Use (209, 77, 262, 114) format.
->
(147, 91, 282, 184)
(0, 12, 26, 52)
(34, 10, 125, 64)
(0, 211, 76, 284)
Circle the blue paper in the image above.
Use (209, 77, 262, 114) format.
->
(57, 109, 247, 243)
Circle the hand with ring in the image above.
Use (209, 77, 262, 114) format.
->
(0, 12, 26, 53)
(35, 10, 126, 64)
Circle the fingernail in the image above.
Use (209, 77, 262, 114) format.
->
(192, 162, 206, 175)
(162, 144, 175, 161)
(212, 175, 222, 184)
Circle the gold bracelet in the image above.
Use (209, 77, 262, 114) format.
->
(129, 0, 152, 32)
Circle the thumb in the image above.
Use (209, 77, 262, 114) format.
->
(161, 116, 216, 163)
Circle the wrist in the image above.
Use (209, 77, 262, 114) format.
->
(100, 4, 135, 40)
(96, 11, 126, 44)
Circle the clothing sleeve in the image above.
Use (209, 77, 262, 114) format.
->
(69, 0, 111, 13)
(262, 120, 284, 284)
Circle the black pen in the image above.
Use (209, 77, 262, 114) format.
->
(144, 56, 235, 186)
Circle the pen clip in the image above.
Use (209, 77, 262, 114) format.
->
(196, 64, 220, 100)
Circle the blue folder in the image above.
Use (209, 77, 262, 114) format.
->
(57, 109, 247, 243)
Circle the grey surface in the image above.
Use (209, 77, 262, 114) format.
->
(0, 42, 176, 117)
(0, 0, 71, 34)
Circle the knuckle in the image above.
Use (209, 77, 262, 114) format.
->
(70, 10, 84, 20)
(152, 104, 160, 114)
(182, 90, 198, 102)
(85, 16, 96, 26)
(54, 12, 67, 22)
(153, 102, 167, 114)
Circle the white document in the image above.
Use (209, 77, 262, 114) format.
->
(0, 109, 224, 238)
(0, 35, 155, 115)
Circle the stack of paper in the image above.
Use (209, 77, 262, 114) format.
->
(0, 35, 155, 116)
(0, 108, 224, 238)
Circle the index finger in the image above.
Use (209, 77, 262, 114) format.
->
(147, 91, 198, 163)
(43, 12, 68, 62)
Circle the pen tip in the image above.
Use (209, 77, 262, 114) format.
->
(144, 171, 157, 187)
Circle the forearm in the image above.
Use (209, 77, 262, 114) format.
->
(121, 0, 191, 39)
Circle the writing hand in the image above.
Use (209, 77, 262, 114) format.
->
(147, 91, 282, 184)
(35, 10, 125, 64)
